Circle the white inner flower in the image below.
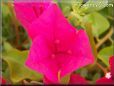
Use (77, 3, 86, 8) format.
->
(105, 72, 111, 79)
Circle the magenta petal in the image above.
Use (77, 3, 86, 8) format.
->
(25, 36, 59, 82)
(109, 56, 114, 79)
(25, 34, 94, 82)
(60, 30, 94, 77)
(69, 74, 87, 84)
(71, 30, 94, 67)
(14, 1, 50, 39)
(53, 5, 77, 52)
(28, 4, 76, 40)
(27, 4, 55, 40)
(96, 77, 114, 84)
(43, 76, 52, 84)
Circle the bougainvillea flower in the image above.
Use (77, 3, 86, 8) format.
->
(0, 77, 6, 84)
(14, 2, 94, 83)
(96, 56, 114, 84)
(43, 73, 88, 84)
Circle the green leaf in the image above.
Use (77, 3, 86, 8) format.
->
(81, 0, 108, 13)
(2, 4, 11, 17)
(83, 12, 110, 37)
(98, 46, 113, 66)
(72, 0, 83, 10)
(58, 3, 72, 17)
(72, 0, 84, 16)
(2, 49, 43, 83)
(3, 42, 13, 52)
(58, 0, 83, 17)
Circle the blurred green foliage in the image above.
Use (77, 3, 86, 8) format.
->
(98, 46, 113, 66)
(2, 42, 42, 83)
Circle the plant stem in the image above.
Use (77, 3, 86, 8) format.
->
(96, 28, 113, 49)
(84, 23, 98, 64)
(96, 62, 107, 74)
(96, 37, 100, 43)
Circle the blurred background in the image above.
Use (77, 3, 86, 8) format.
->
(1, 0, 114, 85)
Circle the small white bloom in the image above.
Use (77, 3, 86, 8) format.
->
(105, 72, 111, 79)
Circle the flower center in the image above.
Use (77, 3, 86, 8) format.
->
(105, 72, 111, 79)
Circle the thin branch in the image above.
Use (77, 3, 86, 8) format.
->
(96, 37, 100, 43)
(109, 37, 113, 43)
(96, 28, 113, 49)
(96, 62, 107, 74)
(85, 23, 98, 64)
